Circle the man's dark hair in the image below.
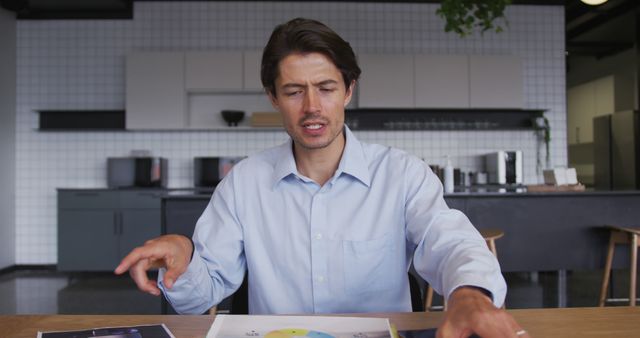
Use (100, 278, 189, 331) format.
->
(261, 18, 361, 96)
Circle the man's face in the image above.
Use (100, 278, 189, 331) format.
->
(268, 52, 354, 152)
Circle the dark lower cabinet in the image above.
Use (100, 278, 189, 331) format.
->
(57, 190, 162, 271)
(58, 210, 120, 271)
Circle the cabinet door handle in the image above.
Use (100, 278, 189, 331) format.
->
(113, 213, 118, 235)
(75, 192, 99, 197)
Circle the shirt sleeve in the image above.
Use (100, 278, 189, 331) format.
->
(158, 172, 247, 314)
(404, 159, 507, 307)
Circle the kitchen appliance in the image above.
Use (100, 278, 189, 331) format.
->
(485, 151, 523, 184)
(107, 157, 167, 188)
(194, 157, 244, 187)
(594, 110, 640, 189)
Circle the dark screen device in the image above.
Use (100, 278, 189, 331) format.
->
(400, 329, 481, 338)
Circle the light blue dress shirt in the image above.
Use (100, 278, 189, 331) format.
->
(159, 126, 506, 314)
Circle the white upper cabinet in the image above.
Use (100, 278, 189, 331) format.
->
(358, 54, 414, 108)
(357, 54, 522, 109)
(243, 50, 264, 91)
(185, 51, 243, 91)
(469, 55, 523, 108)
(126, 52, 185, 130)
(414, 55, 469, 108)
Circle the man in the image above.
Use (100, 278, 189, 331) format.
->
(116, 18, 529, 337)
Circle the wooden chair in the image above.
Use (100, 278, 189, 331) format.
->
(425, 228, 504, 311)
(598, 225, 640, 307)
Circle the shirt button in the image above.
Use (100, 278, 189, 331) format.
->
(315, 233, 322, 240)
(317, 276, 325, 283)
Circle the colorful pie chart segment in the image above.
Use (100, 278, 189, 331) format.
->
(265, 328, 335, 338)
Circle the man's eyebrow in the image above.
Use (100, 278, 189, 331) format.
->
(281, 83, 306, 90)
(315, 79, 338, 86)
(280, 79, 338, 90)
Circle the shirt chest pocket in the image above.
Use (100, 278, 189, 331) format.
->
(342, 233, 395, 295)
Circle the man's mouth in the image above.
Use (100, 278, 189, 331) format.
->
(304, 124, 323, 130)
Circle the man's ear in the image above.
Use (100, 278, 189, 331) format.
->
(344, 80, 356, 107)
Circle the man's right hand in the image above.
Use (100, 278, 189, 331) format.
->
(114, 234, 193, 296)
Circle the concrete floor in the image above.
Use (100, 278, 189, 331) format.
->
(0, 268, 635, 314)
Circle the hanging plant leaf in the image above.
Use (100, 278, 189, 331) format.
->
(437, 0, 511, 37)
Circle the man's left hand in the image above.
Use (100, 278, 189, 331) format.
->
(436, 286, 531, 338)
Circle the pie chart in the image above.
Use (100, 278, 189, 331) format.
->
(265, 328, 335, 338)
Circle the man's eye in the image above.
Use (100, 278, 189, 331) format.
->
(320, 88, 336, 92)
(285, 91, 302, 97)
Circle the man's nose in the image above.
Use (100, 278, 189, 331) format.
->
(303, 89, 321, 113)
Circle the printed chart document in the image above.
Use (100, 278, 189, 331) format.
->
(207, 315, 394, 338)
(37, 324, 175, 338)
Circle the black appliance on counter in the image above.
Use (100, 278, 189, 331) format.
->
(194, 157, 244, 187)
(107, 157, 168, 188)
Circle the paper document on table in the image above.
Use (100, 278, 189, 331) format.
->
(206, 315, 393, 338)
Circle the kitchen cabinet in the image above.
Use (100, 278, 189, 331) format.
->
(243, 50, 263, 91)
(185, 52, 243, 91)
(58, 190, 162, 271)
(358, 54, 522, 109)
(126, 52, 185, 130)
(358, 54, 414, 108)
(468, 55, 522, 109)
(414, 55, 469, 108)
(126, 51, 267, 130)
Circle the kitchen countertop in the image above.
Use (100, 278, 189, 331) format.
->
(57, 186, 640, 198)
(148, 186, 640, 199)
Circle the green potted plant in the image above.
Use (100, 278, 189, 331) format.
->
(437, 0, 511, 37)
(533, 115, 551, 172)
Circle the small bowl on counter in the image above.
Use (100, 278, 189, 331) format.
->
(221, 110, 245, 127)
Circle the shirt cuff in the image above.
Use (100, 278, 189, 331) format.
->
(453, 285, 494, 302)
(446, 274, 506, 308)
(157, 244, 205, 293)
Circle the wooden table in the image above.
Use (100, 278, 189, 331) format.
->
(2, 307, 639, 338)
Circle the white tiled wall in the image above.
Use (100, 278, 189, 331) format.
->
(15, 2, 566, 264)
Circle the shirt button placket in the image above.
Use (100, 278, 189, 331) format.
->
(309, 190, 329, 312)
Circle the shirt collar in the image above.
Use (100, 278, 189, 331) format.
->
(271, 125, 371, 188)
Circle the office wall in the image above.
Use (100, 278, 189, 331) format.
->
(15, 2, 566, 264)
(0, 8, 16, 269)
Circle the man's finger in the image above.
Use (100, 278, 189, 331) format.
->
(128, 259, 161, 296)
(115, 247, 147, 274)
(162, 255, 188, 289)
(115, 245, 164, 275)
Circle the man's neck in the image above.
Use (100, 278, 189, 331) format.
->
(294, 133, 346, 187)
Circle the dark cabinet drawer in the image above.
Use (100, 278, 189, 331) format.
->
(58, 190, 118, 209)
(119, 190, 163, 209)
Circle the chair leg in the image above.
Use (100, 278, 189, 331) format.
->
(599, 232, 616, 307)
(488, 239, 498, 257)
(630, 233, 637, 307)
(208, 306, 217, 315)
(425, 286, 434, 311)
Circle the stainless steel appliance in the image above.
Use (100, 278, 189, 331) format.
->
(485, 151, 523, 184)
(194, 157, 244, 187)
(594, 110, 640, 190)
(107, 157, 167, 188)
